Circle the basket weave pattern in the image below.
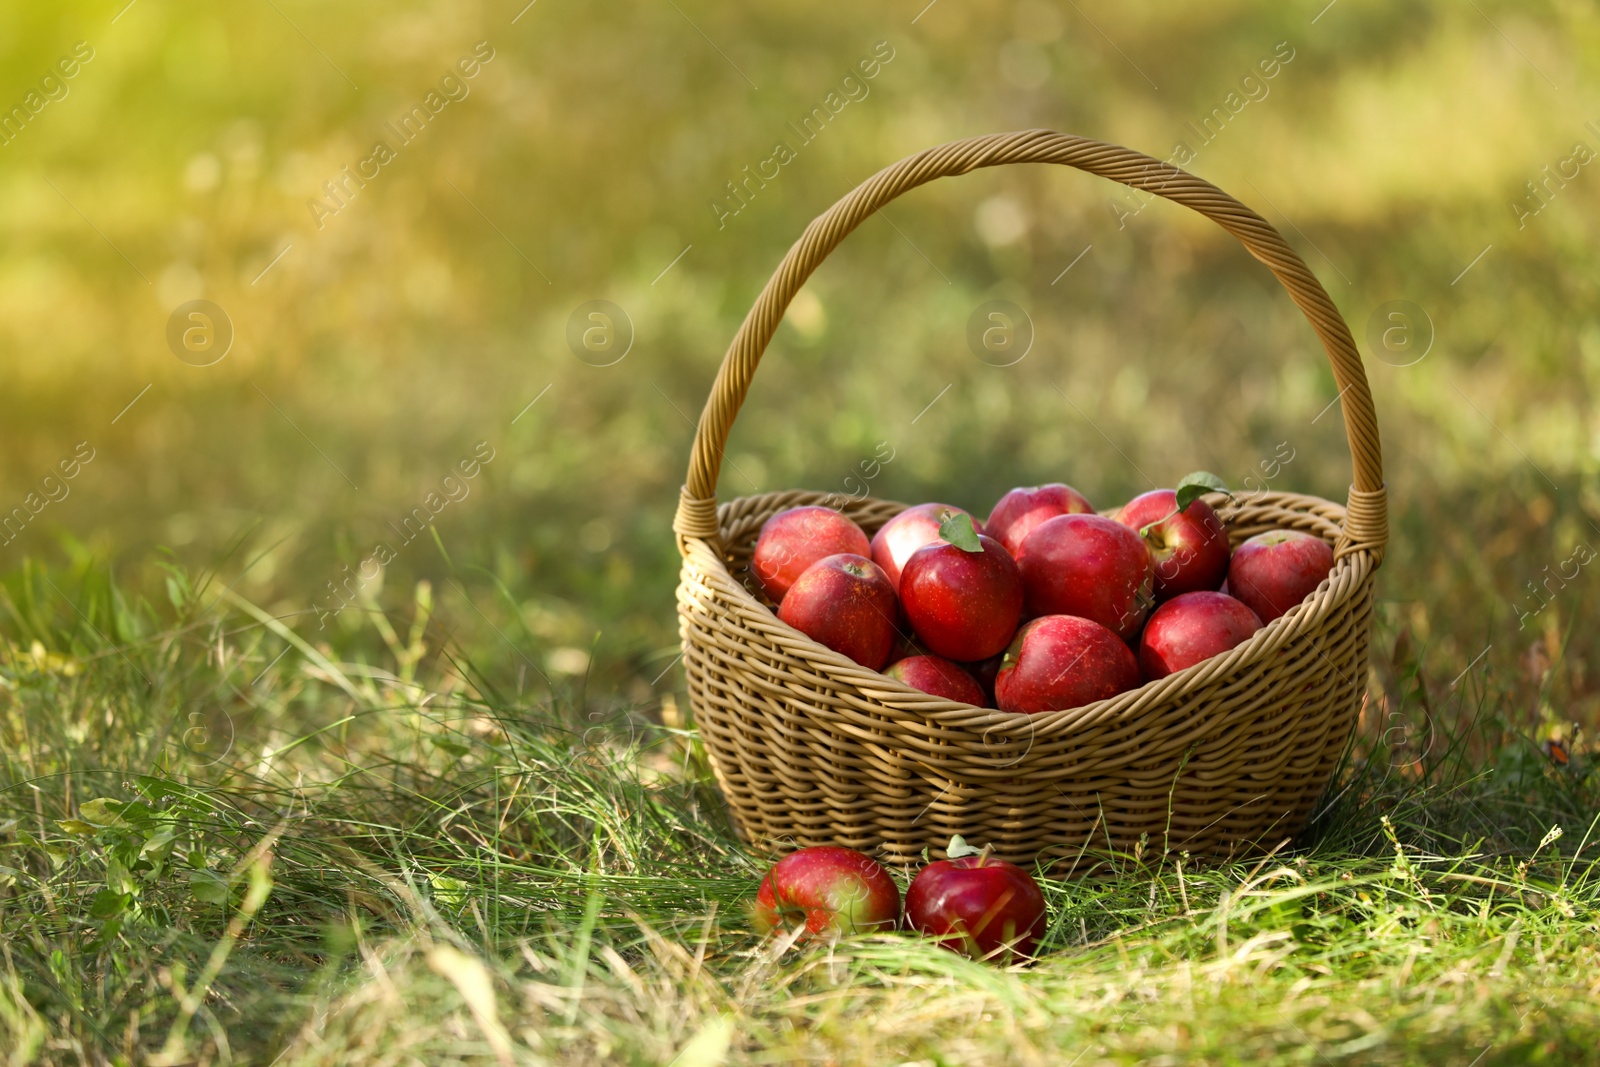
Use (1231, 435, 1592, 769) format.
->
(671, 131, 1388, 867)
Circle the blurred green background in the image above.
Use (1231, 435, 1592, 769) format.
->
(1, 0, 1597, 730)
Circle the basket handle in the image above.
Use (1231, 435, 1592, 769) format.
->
(674, 130, 1386, 560)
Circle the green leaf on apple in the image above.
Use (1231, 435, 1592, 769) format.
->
(939, 512, 983, 553)
(1175, 470, 1230, 512)
(946, 834, 983, 859)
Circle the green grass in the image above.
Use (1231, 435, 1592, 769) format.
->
(0, 563, 1596, 1066)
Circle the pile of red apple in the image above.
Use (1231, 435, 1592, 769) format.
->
(751, 479, 1334, 713)
(753, 840, 1047, 962)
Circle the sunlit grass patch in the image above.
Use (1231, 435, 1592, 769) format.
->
(0, 561, 1594, 1064)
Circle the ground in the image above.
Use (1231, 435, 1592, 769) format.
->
(0, 573, 1595, 1065)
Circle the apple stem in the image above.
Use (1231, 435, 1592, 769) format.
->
(976, 843, 994, 867)
(1141, 508, 1181, 538)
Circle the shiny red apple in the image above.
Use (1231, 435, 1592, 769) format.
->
(870, 503, 979, 591)
(1114, 489, 1229, 600)
(899, 534, 1024, 661)
(885, 655, 986, 705)
(753, 846, 901, 938)
(1138, 591, 1263, 680)
(777, 554, 898, 669)
(966, 654, 1003, 708)
(1226, 530, 1335, 623)
(905, 846, 1047, 961)
(1015, 514, 1154, 640)
(751, 506, 871, 603)
(985, 483, 1095, 558)
(995, 614, 1140, 714)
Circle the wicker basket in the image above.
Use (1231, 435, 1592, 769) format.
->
(672, 130, 1387, 869)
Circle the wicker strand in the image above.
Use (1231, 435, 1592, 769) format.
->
(673, 488, 722, 544)
(1336, 484, 1388, 563)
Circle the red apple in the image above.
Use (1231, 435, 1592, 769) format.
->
(753, 846, 900, 938)
(777, 554, 898, 670)
(966, 654, 1003, 707)
(870, 503, 979, 591)
(995, 615, 1140, 714)
(889, 629, 930, 663)
(1138, 591, 1263, 680)
(1015, 514, 1154, 640)
(899, 534, 1024, 661)
(885, 655, 986, 705)
(985, 483, 1095, 558)
(1227, 530, 1335, 623)
(751, 506, 871, 603)
(905, 846, 1047, 961)
(1114, 489, 1229, 600)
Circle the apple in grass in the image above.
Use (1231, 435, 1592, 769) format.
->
(1114, 489, 1229, 600)
(1227, 530, 1335, 623)
(870, 502, 981, 591)
(985, 483, 1095, 558)
(1138, 591, 1263, 680)
(753, 846, 900, 939)
(1015, 514, 1154, 641)
(898, 515, 1024, 662)
(995, 614, 1140, 714)
(905, 836, 1047, 962)
(886, 655, 987, 706)
(777, 554, 898, 670)
(751, 506, 871, 603)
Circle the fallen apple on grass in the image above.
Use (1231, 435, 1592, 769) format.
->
(752, 846, 901, 938)
(1226, 529, 1335, 623)
(777, 554, 898, 670)
(898, 514, 1024, 662)
(905, 836, 1047, 962)
(995, 614, 1140, 713)
(1138, 590, 1263, 680)
(886, 655, 987, 705)
(751, 505, 871, 603)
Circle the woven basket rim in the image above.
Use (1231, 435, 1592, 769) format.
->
(686, 487, 1377, 741)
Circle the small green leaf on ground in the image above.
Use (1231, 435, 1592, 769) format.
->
(430, 873, 469, 908)
(89, 889, 131, 919)
(188, 869, 229, 904)
(77, 798, 126, 827)
(939, 512, 983, 553)
(1176, 471, 1230, 511)
(429, 736, 470, 757)
(947, 834, 983, 859)
(671, 1015, 733, 1067)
